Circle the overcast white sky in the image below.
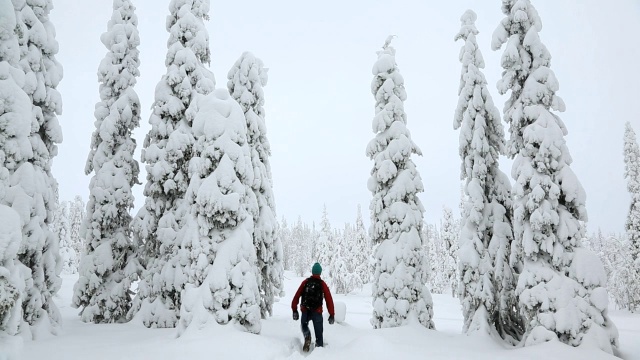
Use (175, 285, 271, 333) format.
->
(49, 0, 640, 234)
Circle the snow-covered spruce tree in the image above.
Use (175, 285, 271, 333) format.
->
(454, 10, 522, 340)
(623, 122, 640, 312)
(278, 217, 292, 270)
(227, 52, 283, 318)
(425, 223, 447, 294)
(130, 0, 215, 328)
(177, 88, 261, 335)
(354, 205, 371, 285)
(315, 205, 333, 283)
(11, 0, 64, 335)
(493, 0, 618, 351)
(0, 0, 32, 339)
(52, 201, 77, 274)
(72, 0, 141, 324)
(310, 222, 319, 264)
(366, 36, 434, 329)
(594, 233, 635, 311)
(292, 217, 313, 277)
(439, 207, 458, 299)
(340, 223, 364, 293)
(291, 219, 301, 275)
(330, 225, 352, 294)
(69, 196, 86, 257)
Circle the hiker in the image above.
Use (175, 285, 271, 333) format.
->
(291, 262, 335, 352)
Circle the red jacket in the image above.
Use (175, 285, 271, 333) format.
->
(291, 275, 335, 316)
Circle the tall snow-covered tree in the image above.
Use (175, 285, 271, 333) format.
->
(586, 231, 636, 311)
(291, 217, 312, 277)
(9, 0, 64, 336)
(366, 36, 434, 329)
(72, 0, 141, 324)
(330, 225, 352, 294)
(227, 52, 282, 318)
(493, 0, 618, 352)
(454, 10, 521, 341)
(52, 201, 77, 274)
(439, 207, 458, 298)
(130, 0, 215, 328)
(279, 217, 293, 270)
(0, 0, 34, 340)
(69, 196, 86, 257)
(353, 205, 371, 285)
(338, 223, 364, 293)
(315, 205, 333, 283)
(424, 223, 447, 293)
(622, 122, 640, 312)
(177, 88, 261, 335)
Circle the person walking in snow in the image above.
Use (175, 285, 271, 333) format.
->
(292, 262, 335, 352)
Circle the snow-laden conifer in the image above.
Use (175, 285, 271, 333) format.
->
(493, 0, 618, 351)
(0, 0, 32, 339)
(72, 0, 140, 323)
(454, 10, 522, 340)
(354, 205, 371, 285)
(366, 36, 434, 329)
(291, 217, 312, 276)
(279, 217, 293, 270)
(330, 228, 347, 294)
(177, 88, 261, 335)
(52, 201, 77, 274)
(69, 196, 86, 257)
(623, 122, 640, 312)
(331, 225, 359, 294)
(131, 0, 215, 327)
(11, 0, 64, 336)
(425, 225, 445, 294)
(227, 52, 282, 318)
(315, 205, 333, 283)
(440, 207, 458, 298)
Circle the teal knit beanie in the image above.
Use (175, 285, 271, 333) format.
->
(312, 262, 322, 275)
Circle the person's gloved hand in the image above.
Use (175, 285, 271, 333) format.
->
(328, 315, 335, 325)
(293, 311, 299, 321)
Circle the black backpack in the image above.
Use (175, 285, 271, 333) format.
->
(301, 277, 324, 310)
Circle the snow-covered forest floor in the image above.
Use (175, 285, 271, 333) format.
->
(20, 272, 640, 360)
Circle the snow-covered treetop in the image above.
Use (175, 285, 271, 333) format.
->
(166, 0, 212, 66)
(366, 36, 425, 245)
(492, 0, 564, 157)
(492, 0, 546, 68)
(455, 10, 482, 63)
(454, 10, 505, 183)
(85, 0, 141, 177)
(227, 52, 268, 117)
(624, 122, 640, 196)
(227, 52, 272, 184)
(99, 0, 140, 96)
(367, 36, 419, 158)
(137, 0, 214, 219)
(369, 36, 408, 118)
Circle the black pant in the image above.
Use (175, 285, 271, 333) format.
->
(300, 311, 324, 346)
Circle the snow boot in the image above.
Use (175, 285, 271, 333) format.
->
(303, 335, 311, 352)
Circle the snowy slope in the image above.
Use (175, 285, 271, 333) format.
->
(19, 272, 639, 360)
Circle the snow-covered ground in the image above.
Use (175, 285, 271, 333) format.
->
(18, 272, 640, 359)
